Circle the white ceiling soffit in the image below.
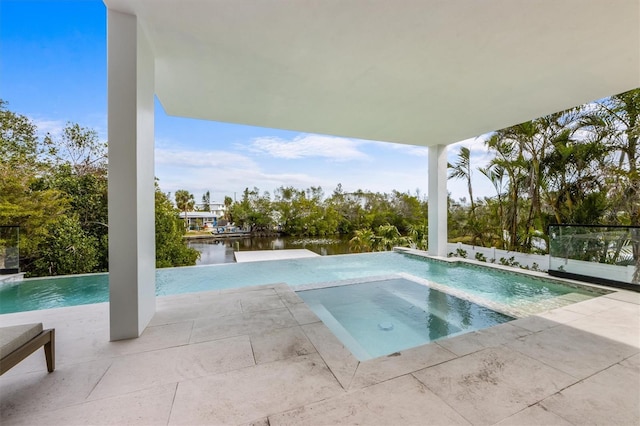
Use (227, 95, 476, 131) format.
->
(104, 0, 640, 147)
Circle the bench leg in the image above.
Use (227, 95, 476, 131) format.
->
(44, 329, 55, 372)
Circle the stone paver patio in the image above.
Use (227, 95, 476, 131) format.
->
(1, 282, 638, 425)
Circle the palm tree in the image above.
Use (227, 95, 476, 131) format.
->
(485, 132, 528, 251)
(448, 146, 475, 215)
(223, 196, 233, 222)
(581, 90, 639, 226)
(201, 190, 211, 211)
(479, 164, 506, 248)
(175, 189, 195, 229)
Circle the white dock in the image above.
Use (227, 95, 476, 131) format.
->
(234, 249, 320, 263)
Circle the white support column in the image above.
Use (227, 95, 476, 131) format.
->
(428, 145, 448, 257)
(107, 10, 156, 340)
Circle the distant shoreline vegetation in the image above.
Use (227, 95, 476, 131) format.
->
(1, 87, 638, 277)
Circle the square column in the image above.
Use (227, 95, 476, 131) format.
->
(428, 145, 448, 256)
(107, 10, 156, 340)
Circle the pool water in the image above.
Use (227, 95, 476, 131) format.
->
(297, 278, 514, 360)
(0, 252, 602, 314)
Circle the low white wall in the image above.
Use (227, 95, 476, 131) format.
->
(446, 242, 638, 285)
(447, 243, 548, 271)
(550, 257, 637, 284)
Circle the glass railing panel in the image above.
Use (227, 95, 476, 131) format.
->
(0, 225, 20, 274)
(548, 225, 639, 290)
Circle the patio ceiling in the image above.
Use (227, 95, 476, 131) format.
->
(104, 0, 639, 146)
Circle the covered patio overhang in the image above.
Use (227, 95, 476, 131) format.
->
(103, 0, 640, 339)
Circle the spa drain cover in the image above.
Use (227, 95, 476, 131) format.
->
(378, 322, 394, 331)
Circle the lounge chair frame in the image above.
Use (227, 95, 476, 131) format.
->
(0, 329, 55, 375)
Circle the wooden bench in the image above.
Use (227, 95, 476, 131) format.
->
(0, 323, 55, 375)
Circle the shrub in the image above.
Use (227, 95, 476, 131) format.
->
(499, 256, 520, 267)
(455, 248, 468, 258)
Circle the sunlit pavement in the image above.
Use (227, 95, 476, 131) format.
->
(1, 282, 638, 425)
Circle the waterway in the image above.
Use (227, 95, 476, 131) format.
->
(188, 236, 353, 265)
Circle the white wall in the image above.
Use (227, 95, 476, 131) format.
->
(550, 257, 637, 285)
(447, 242, 638, 286)
(447, 242, 548, 271)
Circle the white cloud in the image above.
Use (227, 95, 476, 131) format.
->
(154, 147, 325, 199)
(248, 134, 370, 161)
(30, 117, 66, 138)
(155, 148, 257, 169)
(153, 133, 498, 202)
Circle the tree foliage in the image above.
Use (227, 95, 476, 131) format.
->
(201, 190, 211, 211)
(449, 88, 639, 268)
(175, 189, 195, 228)
(32, 216, 99, 276)
(0, 100, 200, 276)
(0, 101, 69, 270)
(227, 184, 428, 241)
(155, 184, 200, 268)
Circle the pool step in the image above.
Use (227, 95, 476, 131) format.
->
(382, 288, 465, 331)
(516, 292, 593, 316)
(396, 272, 525, 318)
(304, 301, 372, 361)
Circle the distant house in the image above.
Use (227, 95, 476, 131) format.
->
(193, 202, 226, 219)
(179, 211, 220, 230)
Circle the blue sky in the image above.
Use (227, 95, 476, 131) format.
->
(1, 0, 494, 203)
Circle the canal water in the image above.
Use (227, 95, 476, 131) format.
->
(187, 236, 353, 265)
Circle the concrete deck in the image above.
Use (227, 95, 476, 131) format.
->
(0, 283, 638, 425)
(234, 249, 320, 263)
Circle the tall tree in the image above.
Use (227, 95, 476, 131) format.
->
(449, 146, 476, 215)
(175, 189, 195, 229)
(37, 123, 109, 270)
(582, 89, 640, 225)
(485, 132, 528, 251)
(230, 187, 273, 233)
(201, 190, 211, 211)
(43, 122, 107, 176)
(223, 195, 233, 222)
(155, 184, 200, 267)
(479, 164, 506, 248)
(449, 146, 485, 245)
(0, 100, 69, 272)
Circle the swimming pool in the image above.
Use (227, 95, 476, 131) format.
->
(298, 277, 514, 360)
(0, 251, 604, 314)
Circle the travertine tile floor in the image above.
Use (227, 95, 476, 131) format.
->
(1, 283, 638, 425)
